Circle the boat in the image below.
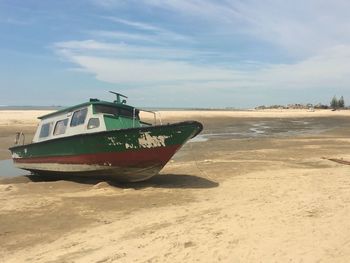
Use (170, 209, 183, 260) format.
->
(9, 92, 203, 182)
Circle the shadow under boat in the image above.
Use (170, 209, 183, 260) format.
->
(20, 173, 219, 189)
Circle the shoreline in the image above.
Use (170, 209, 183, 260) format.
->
(0, 109, 350, 127)
(1, 109, 349, 160)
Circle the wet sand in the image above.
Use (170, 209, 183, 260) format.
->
(1, 110, 350, 262)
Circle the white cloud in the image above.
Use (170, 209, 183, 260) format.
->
(64, 54, 243, 83)
(90, 0, 350, 56)
(54, 40, 214, 60)
(254, 45, 350, 89)
(55, 39, 350, 91)
(55, 1, 350, 106)
(118, 0, 350, 56)
(2, 17, 31, 25)
(105, 17, 162, 32)
(88, 30, 160, 43)
(103, 17, 194, 44)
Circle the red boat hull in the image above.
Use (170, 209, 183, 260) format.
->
(14, 144, 181, 182)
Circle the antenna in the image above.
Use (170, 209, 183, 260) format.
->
(109, 91, 128, 104)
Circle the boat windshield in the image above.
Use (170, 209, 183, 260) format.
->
(70, 108, 88, 127)
(94, 105, 139, 119)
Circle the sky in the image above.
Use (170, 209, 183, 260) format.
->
(0, 0, 350, 108)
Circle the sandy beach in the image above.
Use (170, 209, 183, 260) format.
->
(1, 109, 350, 262)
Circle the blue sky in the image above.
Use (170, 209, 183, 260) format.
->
(0, 0, 349, 108)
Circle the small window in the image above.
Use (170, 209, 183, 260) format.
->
(87, 118, 100, 129)
(53, 119, 68, 135)
(39, 123, 53, 138)
(70, 108, 88, 127)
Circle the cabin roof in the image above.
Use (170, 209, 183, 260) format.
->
(38, 99, 136, 120)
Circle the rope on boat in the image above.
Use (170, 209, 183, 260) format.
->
(322, 156, 350, 165)
(189, 141, 215, 181)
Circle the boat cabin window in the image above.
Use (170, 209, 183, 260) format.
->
(70, 108, 88, 127)
(87, 118, 100, 129)
(94, 105, 139, 119)
(53, 118, 68, 135)
(39, 122, 53, 138)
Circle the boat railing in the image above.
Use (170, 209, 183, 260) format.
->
(14, 132, 25, 145)
(133, 108, 162, 127)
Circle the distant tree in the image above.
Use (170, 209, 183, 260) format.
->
(338, 96, 345, 108)
(331, 96, 338, 109)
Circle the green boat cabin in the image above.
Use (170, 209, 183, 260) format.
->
(33, 95, 156, 143)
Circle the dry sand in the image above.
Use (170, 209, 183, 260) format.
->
(1, 110, 350, 262)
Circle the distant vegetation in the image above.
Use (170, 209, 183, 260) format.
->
(330, 95, 345, 110)
(256, 96, 347, 110)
